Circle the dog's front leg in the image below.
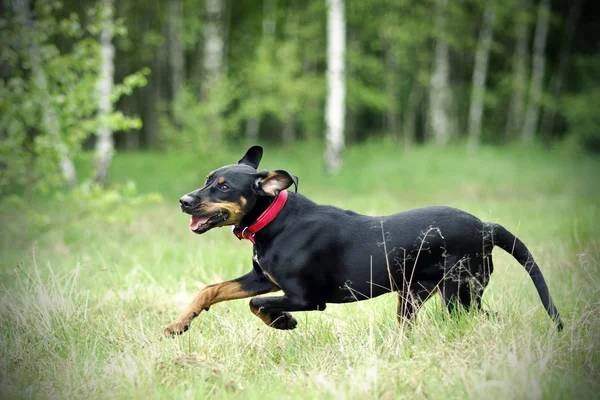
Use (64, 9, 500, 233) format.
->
(165, 270, 278, 336)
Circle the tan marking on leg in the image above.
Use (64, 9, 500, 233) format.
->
(166, 282, 253, 335)
(249, 294, 297, 330)
(249, 299, 274, 326)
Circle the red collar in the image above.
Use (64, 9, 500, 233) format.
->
(232, 190, 288, 244)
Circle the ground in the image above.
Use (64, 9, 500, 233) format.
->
(1, 140, 599, 399)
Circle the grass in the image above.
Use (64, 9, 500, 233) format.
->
(1, 140, 599, 399)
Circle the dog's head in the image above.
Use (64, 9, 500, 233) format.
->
(179, 146, 298, 234)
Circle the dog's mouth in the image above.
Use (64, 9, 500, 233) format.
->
(189, 211, 230, 234)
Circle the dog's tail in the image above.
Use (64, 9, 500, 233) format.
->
(490, 223, 564, 331)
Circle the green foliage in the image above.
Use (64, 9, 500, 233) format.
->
(563, 55, 600, 152)
(161, 79, 240, 151)
(0, 0, 146, 195)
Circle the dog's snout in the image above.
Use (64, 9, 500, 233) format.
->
(179, 195, 194, 208)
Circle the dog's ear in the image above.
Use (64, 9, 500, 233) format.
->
(254, 170, 298, 196)
(238, 145, 263, 169)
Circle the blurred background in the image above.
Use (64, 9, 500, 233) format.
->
(1, 0, 599, 193)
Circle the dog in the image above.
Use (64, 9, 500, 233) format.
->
(165, 146, 563, 335)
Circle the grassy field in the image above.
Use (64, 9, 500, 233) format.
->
(1, 140, 599, 399)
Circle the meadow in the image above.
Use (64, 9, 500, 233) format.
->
(1, 141, 599, 399)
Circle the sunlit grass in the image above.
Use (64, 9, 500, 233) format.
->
(1, 141, 599, 399)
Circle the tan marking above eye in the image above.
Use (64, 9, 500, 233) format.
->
(218, 177, 225, 184)
(209, 171, 215, 177)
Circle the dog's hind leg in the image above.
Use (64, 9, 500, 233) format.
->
(397, 284, 434, 324)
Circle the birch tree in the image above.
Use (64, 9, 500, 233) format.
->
(200, 0, 225, 139)
(429, 0, 453, 146)
(244, 0, 277, 145)
(168, 0, 185, 126)
(467, 6, 496, 149)
(201, 0, 224, 99)
(541, 0, 582, 140)
(521, 0, 551, 142)
(95, 0, 116, 185)
(505, 0, 531, 139)
(324, 0, 345, 172)
(13, 0, 77, 187)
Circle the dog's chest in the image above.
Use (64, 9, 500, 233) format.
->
(253, 250, 281, 288)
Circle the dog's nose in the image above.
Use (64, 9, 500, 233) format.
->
(179, 195, 194, 208)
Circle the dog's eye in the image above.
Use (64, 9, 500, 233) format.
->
(220, 184, 229, 191)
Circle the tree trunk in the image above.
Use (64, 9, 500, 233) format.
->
(505, 0, 531, 139)
(324, 0, 346, 172)
(168, 0, 184, 124)
(540, 0, 582, 142)
(429, 0, 453, 146)
(244, 0, 277, 145)
(282, 114, 296, 146)
(384, 40, 400, 140)
(467, 6, 496, 149)
(13, 0, 77, 187)
(201, 0, 225, 139)
(521, 0, 551, 142)
(245, 118, 260, 146)
(201, 0, 224, 99)
(95, 0, 116, 186)
(403, 81, 422, 150)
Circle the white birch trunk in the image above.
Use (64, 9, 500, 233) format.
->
(541, 0, 581, 140)
(95, 0, 115, 185)
(384, 40, 400, 140)
(521, 0, 551, 142)
(505, 0, 531, 139)
(324, 0, 345, 173)
(429, 0, 452, 146)
(13, 0, 77, 187)
(467, 6, 496, 149)
(201, 0, 225, 139)
(168, 0, 185, 108)
(202, 0, 224, 99)
(244, 0, 277, 144)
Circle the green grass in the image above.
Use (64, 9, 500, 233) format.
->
(1, 140, 599, 399)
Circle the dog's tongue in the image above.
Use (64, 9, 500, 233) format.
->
(190, 215, 209, 230)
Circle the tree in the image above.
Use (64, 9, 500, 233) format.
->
(168, 0, 185, 127)
(324, 0, 346, 172)
(540, 0, 582, 142)
(12, 0, 77, 187)
(468, 5, 496, 149)
(244, 0, 277, 145)
(201, 0, 226, 139)
(95, 0, 116, 185)
(429, 0, 453, 146)
(505, 0, 531, 139)
(521, 0, 551, 142)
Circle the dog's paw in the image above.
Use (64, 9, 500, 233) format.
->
(164, 320, 189, 336)
(270, 312, 298, 330)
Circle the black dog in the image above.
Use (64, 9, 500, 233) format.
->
(165, 146, 563, 335)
